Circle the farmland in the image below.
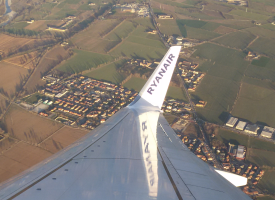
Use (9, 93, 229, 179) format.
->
(190, 43, 249, 124)
(57, 50, 115, 74)
(4, 51, 38, 69)
(25, 20, 64, 31)
(123, 77, 146, 91)
(71, 19, 123, 53)
(229, 9, 271, 20)
(185, 26, 221, 40)
(0, 62, 29, 97)
(24, 46, 70, 94)
(249, 37, 275, 58)
(231, 78, 275, 128)
(84, 59, 126, 84)
(213, 31, 256, 50)
(3, 104, 63, 144)
(245, 60, 275, 82)
(40, 126, 89, 153)
(0, 142, 52, 183)
(0, 34, 32, 54)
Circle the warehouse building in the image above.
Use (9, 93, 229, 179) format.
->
(245, 124, 259, 135)
(226, 117, 238, 127)
(260, 126, 275, 139)
(236, 121, 247, 131)
(236, 145, 245, 160)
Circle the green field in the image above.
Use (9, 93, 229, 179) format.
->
(247, 148, 275, 167)
(176, 19, 207, 28)
(84, 59, 126, 84)
(257, 196, 275, 200)
(110, 41, 166, 61)
(185, 27, 221, 40)
(232, 78, 275, 128)
(192, 43, 247, 66)
(191, 43, 249, 124)
(166, 86, 187, 101)
(245, 58, 275, 82)
(23, 93, 45, 104)
(193, 75, 240, 124)
(157, 19, 182, 36)
(249, 37, 275, 58)
(105, 21, 136, 41)
(252, 56, 270, 67)
(245, 27, 275, 40)
(5, 22, 28, 29)
(123, 77, 146, 91)
(58, 50, 115, 73)
(229, 9, 271, 20)
(213, 31, 256, 50)
(258, 170, 275, 194)
(217, 129, 275, 152)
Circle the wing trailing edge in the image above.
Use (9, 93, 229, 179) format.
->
(129, 46, 181, 109)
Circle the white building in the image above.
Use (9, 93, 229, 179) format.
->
(236, 121, 247, 131)
(226, 117, 238, 127)
(244, 124, 259, 135)
(260, 126, 275, 138)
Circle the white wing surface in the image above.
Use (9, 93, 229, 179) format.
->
(0, 46, 251, 200)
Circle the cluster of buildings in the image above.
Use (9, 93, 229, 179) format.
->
(117, 3, 150, 17)
(178, 61, 205, 92)
(228, 143, 246, 160)
(226, 116, 275, 139)
(245, 51, 260, 61)
(127, 58, 157, 69)
(223, 0, 248, 6)
(37, 76, 138, 129)
(161, 99, 190, 115)
(157, 14, 173, 19)
(166, 36, 198, 47)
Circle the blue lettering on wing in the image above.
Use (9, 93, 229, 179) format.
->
(147, 54, 175, 95)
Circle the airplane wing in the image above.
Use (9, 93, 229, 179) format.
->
(0, 46, 251, 200)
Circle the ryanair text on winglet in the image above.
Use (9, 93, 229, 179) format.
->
(147, 54, 175, 95)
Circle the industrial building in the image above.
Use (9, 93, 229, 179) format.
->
(244, 124, 259, 135)
(236, 121, 247, 131)
(260, 126, 275, 138)
(236, 145, 245, 160)
(226, 117, 238, 127)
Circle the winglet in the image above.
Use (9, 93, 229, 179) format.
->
(129, 46, 181, 109)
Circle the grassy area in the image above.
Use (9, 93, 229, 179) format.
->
(247, 148, 275, 167)
(58, 50, 115, 74)
(190, 43, 250, 124)
(23, 93, 44, 104)
(217, 129, 275, 152)
(249, 37, 275, 58)
(213, 31, 256, 50)
(193, 75, 240, 124)
(157, 19, 182, 36)
(176, 19, 207, 28)
(185, 26, 221, 41)
(192, 43, 247, 66)
(245, 27, 275, 40)
(252, 56, 270, 67)
(110, 40, 166, 61)
(5, 22, 28, 29)
(245, 59, 275, 82)
(257, 196, 275, 200)
(105, 20, 136, 41)
(166, 86, 187, 101)
(229, 9, 271, 20)
(258, 170, 275, 194)
(123, 77, 146, 91)
(84, 59, 126, 84)
(232, 79, 275, 128)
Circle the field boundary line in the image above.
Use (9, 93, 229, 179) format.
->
(246, 35, 259, 48)
(106, 23, 140, 53)
(102, 19, 125, 39)
(37, 125, 65, 146)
